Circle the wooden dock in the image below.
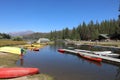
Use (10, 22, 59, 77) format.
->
(62, 49, 120, 65)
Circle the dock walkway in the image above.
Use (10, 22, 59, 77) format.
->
(62, 49, 120, 64)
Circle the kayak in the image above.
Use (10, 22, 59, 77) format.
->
(0, 46, 26, 55)
(33, 48, 39, 51)
(58, 49, 65, 53)
(0, 67, 39, 79)
(79, 53, 102, 62)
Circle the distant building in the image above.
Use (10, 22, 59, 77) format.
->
(98, 34, 110, 41)
(36, 38, 50, 43)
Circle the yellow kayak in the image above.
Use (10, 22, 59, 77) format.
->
(0, 46, 22, 55)
(24, 44, 44, 48)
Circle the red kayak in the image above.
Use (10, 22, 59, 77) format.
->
(58, 49, 65, 53)
(79, 54, 102, 62)
(0, 67, 39, 79)
(33, 48, 39, 51)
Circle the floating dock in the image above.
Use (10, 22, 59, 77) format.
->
(62, 49, 120, 65)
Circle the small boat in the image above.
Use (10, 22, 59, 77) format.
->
(0, 67, 39, 79)
(79, 53, 102, 62)
(93, 51, 112, 54)
(68, 47, 75, 50)
(75, 49, 91, 53)
(58, 49, 65, 53)
(33, 48, 39, 51)
(93, 51, 120, 58)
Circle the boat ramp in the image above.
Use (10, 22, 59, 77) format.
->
(62, 49, 120, 65)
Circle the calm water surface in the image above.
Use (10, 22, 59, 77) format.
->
(17, 44, 120, 80)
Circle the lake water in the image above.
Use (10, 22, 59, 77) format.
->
(16, 44, 120, 80)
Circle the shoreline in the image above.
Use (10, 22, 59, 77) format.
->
(0, 52, 54, 80)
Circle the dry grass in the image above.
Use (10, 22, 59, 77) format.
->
(0, 52, 19, 67)
(0, 39, 26, 47)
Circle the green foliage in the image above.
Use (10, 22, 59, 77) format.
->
(0, 33, 11, 39)
(12, 36, 23, 41)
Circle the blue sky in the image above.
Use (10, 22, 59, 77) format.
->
(0, 0, 119, 33)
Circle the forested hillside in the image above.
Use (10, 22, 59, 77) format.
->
(49, 19, 120, 40)
(23, 19, 120, 41)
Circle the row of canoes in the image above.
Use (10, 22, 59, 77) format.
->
(58, 49, 102, 62)
(58, 48, 120, 62)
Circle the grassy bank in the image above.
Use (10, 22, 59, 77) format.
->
(0, 39, 55, 80)
(0, 39, 26, 47)
(0, 53, 19, 67)
(0, 52, 54, 80)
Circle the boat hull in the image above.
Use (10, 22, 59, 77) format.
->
(0, 46, 23, 55)
(33, 48, 39, 51)
(58, 49, 65, 53)
(79, 54, 102, 62)
(0, 67, 39, 79)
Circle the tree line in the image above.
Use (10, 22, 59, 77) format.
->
(12, 19, 120, 41)
(0, 33, 11, 39)
(49, 19, 120, 40)
(0, 33, 24, 41)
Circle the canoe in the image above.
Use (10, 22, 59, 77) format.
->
(79, 53, 102, 62)
(58, 49, 65, 53)
(94, 51, 112, 54)
(93, 51, 120, 57)
(0, 67, 39, 79)
(0, 46, 22, 54)
(79, 55, 102, 66)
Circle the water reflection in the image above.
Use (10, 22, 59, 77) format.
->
(115, 67, 120, 80)
(20, 58, 24, 66)
(58, 50, 102, 67)
(16, 44, 120, 80)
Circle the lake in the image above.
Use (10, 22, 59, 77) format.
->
(16, 44, 120, 80)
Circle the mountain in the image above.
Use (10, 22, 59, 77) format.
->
(23, 32, 49, 40)
(9, 31, 34, 36)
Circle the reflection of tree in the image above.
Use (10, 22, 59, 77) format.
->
(115, 66, 120, 80)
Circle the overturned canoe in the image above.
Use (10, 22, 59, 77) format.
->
(0, 67, 39, 79)
(0, 46, 25, 55)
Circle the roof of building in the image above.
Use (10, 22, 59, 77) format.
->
(99, 34, 109, 39)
